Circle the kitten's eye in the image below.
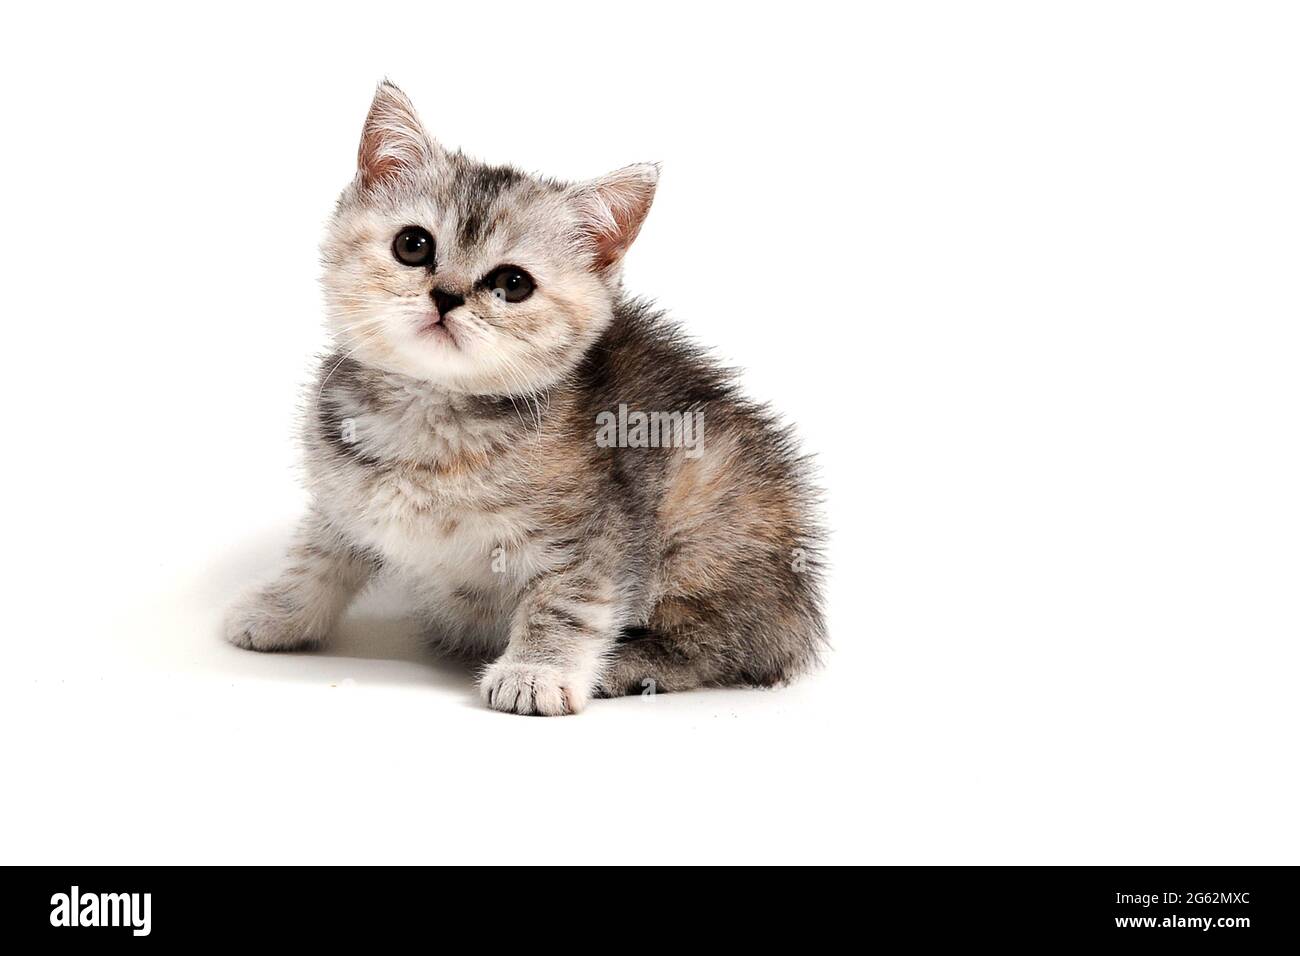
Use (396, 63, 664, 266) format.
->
(486, 266, 535, 303)
(392, 226, 435, 268)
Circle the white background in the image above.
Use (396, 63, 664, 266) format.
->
(2, 2, 1297, 864)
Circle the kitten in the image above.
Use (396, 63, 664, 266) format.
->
(226, 81, 826, 715)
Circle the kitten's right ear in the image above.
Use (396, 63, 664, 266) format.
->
(356, 80, 442, 190)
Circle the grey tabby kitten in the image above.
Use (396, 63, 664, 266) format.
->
(226, 81, 825, 715)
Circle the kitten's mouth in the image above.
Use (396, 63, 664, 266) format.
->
(417, 312, 458, 347)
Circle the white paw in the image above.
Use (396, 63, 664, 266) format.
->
(479, 659, 590, 716)
(224, 589, 325, 652)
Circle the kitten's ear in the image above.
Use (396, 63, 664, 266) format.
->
(568, 163, 659, 272)
(357, 80, 441, 190)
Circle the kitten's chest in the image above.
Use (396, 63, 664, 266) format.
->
(310, 377, 567, 593)
(349, 465, 538, 583)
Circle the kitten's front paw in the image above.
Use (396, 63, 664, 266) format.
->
(224, 589, 325, 653)
(479, 659, 589, 716)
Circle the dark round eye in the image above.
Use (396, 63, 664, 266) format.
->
(392, 226, 435, 267)
(486, 266, 535, 303)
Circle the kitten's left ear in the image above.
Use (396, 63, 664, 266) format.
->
(357, 80, 443, 190)
(568, 163, 659, 272)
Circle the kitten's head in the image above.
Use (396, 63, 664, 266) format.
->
(321, 81, 657, 395)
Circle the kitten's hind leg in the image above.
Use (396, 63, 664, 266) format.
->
(225, 511, 375, 652)
(597, 597, 823, 697)
(596, 629, 718, 697)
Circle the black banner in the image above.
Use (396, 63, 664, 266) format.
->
(4, 866, 1295, 945)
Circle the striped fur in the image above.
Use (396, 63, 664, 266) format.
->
(226, 82, 826, 715)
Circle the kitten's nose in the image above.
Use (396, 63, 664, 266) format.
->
(431, 288, 465, 316)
